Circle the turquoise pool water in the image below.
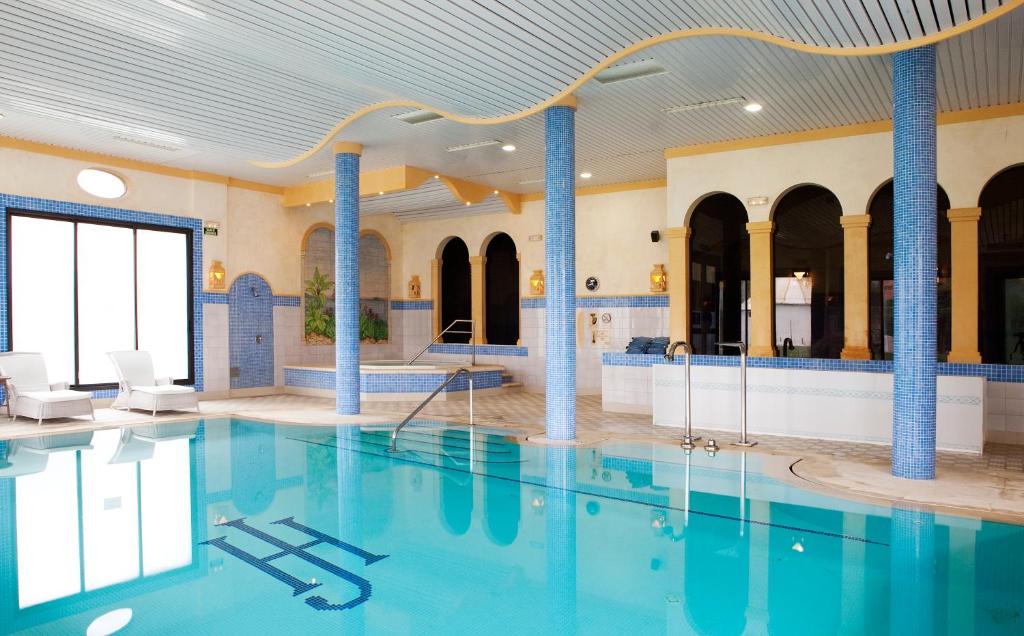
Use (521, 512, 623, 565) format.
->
(0, 418, 1021, 635)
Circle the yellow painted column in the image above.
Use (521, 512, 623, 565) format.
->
(840, 214, 872, 360)
(747, 221, 776, 357)
(469, 255, 487, 344)
(430, 258, 442, 337)
(947, 207, 982, 363)
(666, 227, 691, 343)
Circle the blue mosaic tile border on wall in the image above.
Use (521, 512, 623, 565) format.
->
(0, 192, 204, 393)
(271, 295, 301, 307)
(521, 294, 668, 309)
(601, 352, 1024, 382)
(391, 300, 433, 311)
(284, 367, 503, 393)
(428, 344, 528, 357)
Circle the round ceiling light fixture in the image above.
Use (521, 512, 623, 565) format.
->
(77, 168, 127, 199)
(501, 144, 516, 152)
(744, 102, 763, 113)
(579, 172, 592, 179)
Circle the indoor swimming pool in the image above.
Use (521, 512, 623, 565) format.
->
(1, 418, 1021, 635)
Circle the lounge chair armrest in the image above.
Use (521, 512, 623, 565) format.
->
(49, 381, 70, 391)
(156, 377, 174, 385)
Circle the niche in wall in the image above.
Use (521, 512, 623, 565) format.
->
(440, 237, 471, 343)
(359, 232, 390, 343)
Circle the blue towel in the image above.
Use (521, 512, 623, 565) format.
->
(644, 337, 670, 356)
(625, 337, 652, 354)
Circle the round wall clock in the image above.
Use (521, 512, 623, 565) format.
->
(585, 276, 600, 291)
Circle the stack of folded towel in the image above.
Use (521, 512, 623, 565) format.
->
(625, 336, 670, 355)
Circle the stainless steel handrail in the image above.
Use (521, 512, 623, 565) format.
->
(407, 319, 476, 366)
(388, 368, 474, 452)
(716, 341, 757, 447)
(665, 341, 700, 449)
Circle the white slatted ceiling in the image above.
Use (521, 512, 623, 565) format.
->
(0, 0, 1018, 190)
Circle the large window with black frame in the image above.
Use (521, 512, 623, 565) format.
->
(8, 211, 193, 389)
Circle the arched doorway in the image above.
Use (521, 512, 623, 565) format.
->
(979, 165, 1024, 364)
(440, 237, 471, 343)
(484, 233, 519, 345)
(688, 193, 750, 355)
(772, 185, 844, 359)
(867, 181, 951, 360)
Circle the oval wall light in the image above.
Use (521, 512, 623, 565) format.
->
(77, 168, 127, 199)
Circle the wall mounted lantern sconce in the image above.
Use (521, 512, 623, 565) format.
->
(408, 275, 421, 299)
(650, 264, 668, 293)
(529, 269, 545, 296)
(793, 270, 808, 280)
(208, 260, 226, 290)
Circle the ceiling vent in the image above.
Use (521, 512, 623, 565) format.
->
(393, 109, 443, 125)
(113, 135, 181, 151)
(445, 139, 502, 152)
(662, 97, 746, 114)
(518, 178, 544, 185)
(594, 59, 667, 84)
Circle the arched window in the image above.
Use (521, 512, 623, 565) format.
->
(359, 232, 390, 343)
(979, 165, 1024, 364)
(484, 233, 519, 345)
(688, 193, 750, 355)
(440, 237, 471, 343)
(772, 185, 844, 359)
(867, 181, 951, 360)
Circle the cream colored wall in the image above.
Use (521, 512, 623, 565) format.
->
(666, 114, 1024, 223)
(399, 187, 668, 298)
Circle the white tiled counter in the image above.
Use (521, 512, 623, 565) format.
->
(602, 354, 1005, 453)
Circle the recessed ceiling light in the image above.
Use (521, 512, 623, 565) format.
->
(465, 201, 471, 206)
(580, 172, 592, 179)
(446, 140, 502, 152)
(378, 191, 384, 195)
(501, 144, 516, 152)
(662, 97, 745, 114)
(0, 113, 5, 120)
(745, 102, 763, 113)
(77, 168, 127, 199)
(594, 59, 667, 84)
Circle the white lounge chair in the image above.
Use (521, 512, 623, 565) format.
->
(0, 352, 95, 425)
(108, 351, 199, 416)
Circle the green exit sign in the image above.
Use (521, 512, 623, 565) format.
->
(203, 222, 220, 236)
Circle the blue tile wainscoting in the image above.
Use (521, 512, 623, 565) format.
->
(601, 352, 1024, 383)
(391, 300, 434, 311)
(202, 291, 299, 307)
(0, 193, 205, 394)
(428, 344, 528, 357)
(284, 367, 503, 393)
(521, 294, 668, 309)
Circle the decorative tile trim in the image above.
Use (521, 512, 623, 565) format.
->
(521, 294, 669, 309)
(391, 300, 433, 311)
(284, 367, 503, 393)
(272, 295, 302, 307)
(0, 192, 204, 392)
(200, 291, 229, 304)
(602, 352, 1024, 382)
(428, 343, 528, 357)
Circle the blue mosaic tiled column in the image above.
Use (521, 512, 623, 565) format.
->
(335, 144, 362, 415)
(892, 47, 937, 479)
(545, 103, 576, 440)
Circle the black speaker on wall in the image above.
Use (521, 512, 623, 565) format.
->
(650, 230, 661, 243)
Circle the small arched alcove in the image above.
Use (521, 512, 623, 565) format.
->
(687, 193, 750, 355)
(978, 164, 1024, 364)
(483, 232, 519, 345)
(867, 180, 951, 360)
(359, 230, 391, 343)
(772, 185, 844, 359)
(229, 273, 274, 388)
(439, 237, 472, 343)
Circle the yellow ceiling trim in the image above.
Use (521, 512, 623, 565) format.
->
(521, 178, 666, 202)
(250, 1, 1023, 170)
(0, 135, 284, 195)
(663, 102, 1024, 159)
(283, 166, 521, 215)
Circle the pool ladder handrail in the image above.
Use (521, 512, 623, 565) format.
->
(407, 319, 476, 367)
(388, 368, 474, 453)
(716, 341, 757, 447)
(665, 341, 700, 449)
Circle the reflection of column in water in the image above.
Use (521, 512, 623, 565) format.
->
(336, 425, 365, 635)
(890, 508, 936, 636)
(745, 499, 770, 636)
(545, 446, 577, 634)
(839, 513, 867, 633)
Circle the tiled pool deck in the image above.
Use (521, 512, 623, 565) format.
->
(1, 392, 1022, 520)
